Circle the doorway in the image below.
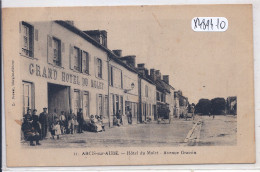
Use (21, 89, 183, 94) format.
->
(48, 83, 70, 115)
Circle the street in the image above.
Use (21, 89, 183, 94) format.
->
(21, 115, 237, 148)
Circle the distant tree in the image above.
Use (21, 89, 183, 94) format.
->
(211, 98, 226, 115)
(195, 99, 211, 115)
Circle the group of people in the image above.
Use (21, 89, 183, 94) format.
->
(113, 107, 133, 126)
(21, 106, 133, 146)
(21, 107, 88, 146)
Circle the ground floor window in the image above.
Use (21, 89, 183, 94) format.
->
(82, 91, 89, 119)
(22, 81, 34, 115)
(97, 94, 103, 117)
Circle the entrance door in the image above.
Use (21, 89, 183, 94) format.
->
(48, 83, 70, 115)
(83, 91, 89, 120)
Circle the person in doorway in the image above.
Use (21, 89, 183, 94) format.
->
(32, 109, 41, 138)
(59, 111, 66, 134)
(77, 108, 84, 133)
(39, 107, 48, 139)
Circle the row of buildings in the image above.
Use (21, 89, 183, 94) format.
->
(19, 20, 189, 127)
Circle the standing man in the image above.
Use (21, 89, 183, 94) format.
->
(59, 111, 66, 134)
(39, 107, 48, 139)
(77, 108, 84, 133)
(127, 107, 132, 124)
(23, 108, 32, 123)
(67, 109, 74, 134)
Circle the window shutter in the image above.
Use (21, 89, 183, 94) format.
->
(47, 35, 53, 64)
(96, 94, 99, 115)
(94, 57, 97, 77)
(61, 42, 65, 67)
(69, 45, 74, 70)
(80, 50, 83, 73)
(34, 29, 38, 41)
(61, 42, 65, 53)
(88, 53, 91, 75)
(80, 91, 83, 116)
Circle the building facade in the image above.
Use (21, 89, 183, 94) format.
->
(19, 20, 181, 129)
(20, 21, 109, 122)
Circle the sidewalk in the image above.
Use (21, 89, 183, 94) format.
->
(198, 115, 237, 146)
(21, 118, 195, 148)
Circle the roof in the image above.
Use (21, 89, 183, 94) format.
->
(55, 20, 139, 75)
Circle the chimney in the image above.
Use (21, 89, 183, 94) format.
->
(137, 63, 146, 76)
(155, 70, 161, 80)
(112, 50, 122, 57)
(163, 75, 169, 84)
(137, 63, 145, 68)
(120, 55, 136, 67)
(150, 69, 156, 81)
(145, 69, 149, 77)
(83, 30, 107, 47)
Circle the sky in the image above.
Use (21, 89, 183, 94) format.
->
(72, 5, 250, 104)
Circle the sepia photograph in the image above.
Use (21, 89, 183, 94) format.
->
(2, 5, 255, 166)
(19, 20, 237, 148)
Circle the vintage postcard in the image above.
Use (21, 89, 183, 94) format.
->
(2, 5, 255, 166)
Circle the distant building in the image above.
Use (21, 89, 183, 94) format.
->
(150, 69, 175, 120)
(174, 90, 189, 118)
(226, 96, 237, 115)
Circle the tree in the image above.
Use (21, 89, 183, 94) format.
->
(195, 99, 211, 115)
(211, 98, 226, 115)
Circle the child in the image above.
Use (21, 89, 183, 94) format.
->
(52, 117, 61, 139)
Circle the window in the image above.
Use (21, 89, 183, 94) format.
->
(22, 81, 34, 115)
(156, 92, 160, 101)
(83, 91, 89, 119)
(120, 96, 123, 113)
(109, 66, 113, 86)
(145, 85, 148, 97)
(82, 51, 89, 74)
(74, 47, 81, 72)
(74, 90, 80, 113)
(97, 58, 102, 78)
(121, 71, 123, 89)
(53, 37, 61, 66)
(21, 22, 33, 57)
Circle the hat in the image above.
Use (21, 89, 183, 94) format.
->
(33, 109, 37, 112)
(43, 107, 47, 109)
